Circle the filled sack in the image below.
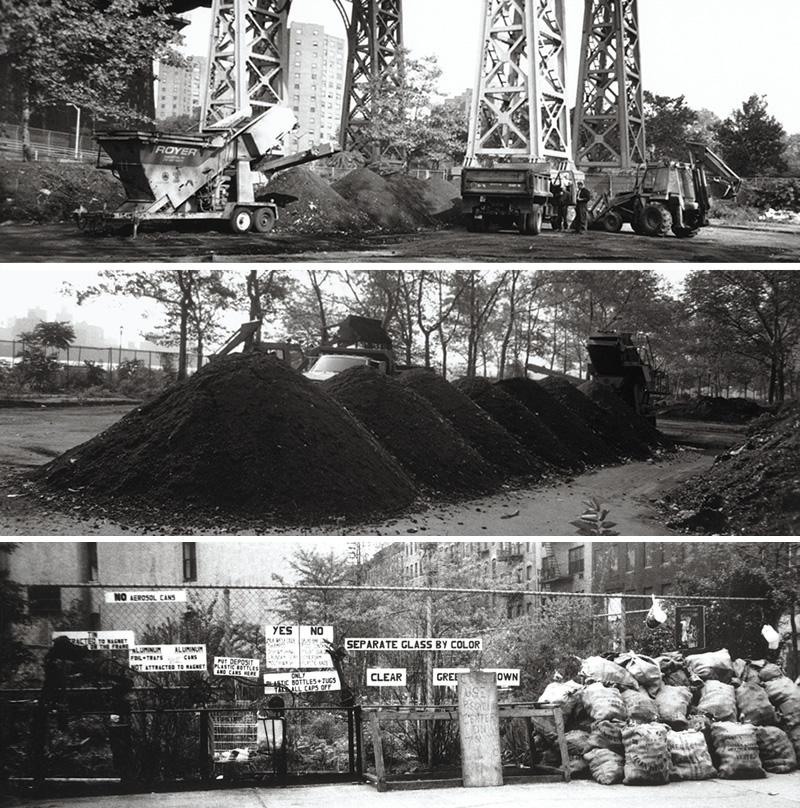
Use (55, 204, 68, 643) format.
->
(686, 649, 735, 683)
(581, 682, 628, 723)
(585, 720, 625, 754)
(758, 663, 784, 683)
(736, 681, 778, 726)
(584, 747, 625, 785)
(710, 722, 766, 779)
(764, 677, 800, 728)
(622, 688, 659, 724)
(580, 656, 639, 691)
(538, 679, 583, 723)
(755, 726, 797, 773)
(697, 680, 737, 722)
(655, 684, 693, 730)
(564, 729, 591, 777)
(615, 652, 663, 696)
(733, 658, 762, 684)
(621, 723, 671, 786)
(667, 729, 717, 781)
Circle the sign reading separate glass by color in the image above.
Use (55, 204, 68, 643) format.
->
(344, 638, 483, 652)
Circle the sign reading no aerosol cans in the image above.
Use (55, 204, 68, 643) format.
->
(105, 590, 187, 603)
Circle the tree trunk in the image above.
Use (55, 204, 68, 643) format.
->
(21, 82, 33, 161)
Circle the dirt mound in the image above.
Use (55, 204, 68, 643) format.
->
(664, 401, 800, 535)
(260, 166, 374, 234)
(658, 396, 770, 424)
(322, 366, 502, 497)
(31, 353, 418, 521)
(538, 377, 651, 461)
(398, 368, 544, 479)
(452, 377, 584, 473)
(332, 168, 434, 231)
(494, 377, 612, 469)
(387, 174, 461, 224)
(578, 380, 670, 449)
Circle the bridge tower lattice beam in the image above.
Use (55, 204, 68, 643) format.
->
(573, 0, 646, 169)
(201, 0, 290, 131)
(466, 0, 572, 165)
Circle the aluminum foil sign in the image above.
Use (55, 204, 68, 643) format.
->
(263, 670, 341, 694)
(213, 657, 260, 678)
(52, 631, 135, 651)
(264, 625, 334, 669)
(129, 644, 207, 673)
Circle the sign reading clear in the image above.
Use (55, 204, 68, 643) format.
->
(53, 631, 135, 650)
(345, 638, 483, 652)
(129, 644, 207, 672)
(105, 591, 187, 604)
(264, 625, 334, 669)
(263, 670, 341, 694)
(213, 656, 260, 678)
(367, 668, 407, 687)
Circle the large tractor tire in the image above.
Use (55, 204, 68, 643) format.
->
(519, 204, 543, 235)
(253, 207, 276, 234)
(636, 203, 673, 237)
(600, 210, 624, 233)
(230, 207, 254, 234)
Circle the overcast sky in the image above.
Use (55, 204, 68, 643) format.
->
(0, 269, 691, 344)
(182, 0, 800, 134)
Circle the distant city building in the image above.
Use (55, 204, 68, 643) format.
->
(447, 88, 472, 116)
(287, 22, 346, 151)
(156, 56, 207, 121)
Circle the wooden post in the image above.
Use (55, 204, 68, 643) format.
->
(457, 671, 503, 787)
(369, 710, 386, 791)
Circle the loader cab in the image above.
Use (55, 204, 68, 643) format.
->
(303, 351, 390, 382)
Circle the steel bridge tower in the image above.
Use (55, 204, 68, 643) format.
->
(465, 0, 572, 166)
(572, 0, 646, 169)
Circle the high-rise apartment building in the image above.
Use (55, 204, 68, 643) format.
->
(156, 56, 207, 121)
(286, 22, 346, 152)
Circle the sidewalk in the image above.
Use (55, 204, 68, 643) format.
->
(5, 773, 800, 808)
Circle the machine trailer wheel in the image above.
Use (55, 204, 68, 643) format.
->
(637, 203, 673, 237)
(672, 225, 698, 238)
(601, 210, 624, 232)
(253, 207, 276, 234)
(230, 207, 254, 234)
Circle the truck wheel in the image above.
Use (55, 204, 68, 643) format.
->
(601, 210, 624, 233)
(637, 203, 672, 237)
(230, 207, 254, 234)
(253, 207, 276, 234)
(518, 206, 542, 235)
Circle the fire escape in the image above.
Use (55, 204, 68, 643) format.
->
(573, 0, 646, 168)
(541, 542, 570, 587)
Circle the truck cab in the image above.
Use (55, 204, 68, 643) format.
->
(303, 351, 391, 382)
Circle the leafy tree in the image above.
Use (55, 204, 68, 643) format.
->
(16, 320, 75, 390)
(684, 270, 800, 403)
(0, 0, 183, 159)
(715, 94, 788, 176)
(643, 92, 698, 160)
(784, 133, 800, 177)
(688, 108, 722, 151)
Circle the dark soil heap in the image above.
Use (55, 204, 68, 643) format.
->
(538, 377, 651, 461)
(32, 353, 418, 521)
(578, 380, 669, 449)
(332, 168, 435, 231)
(658, 396, 770, 424)
(663, 401, 800, 535)
(260, 166, 374, 234)
(398, 368, 544, 479)
(494, 377, 612, 469)
(322, 366, 502, 497)
(452, 377, 584, 473)
(386, 174, 461, 225)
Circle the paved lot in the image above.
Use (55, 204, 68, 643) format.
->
(5, 774, 800, 808)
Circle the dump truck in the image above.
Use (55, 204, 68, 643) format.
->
(588, 142, 741, 238)
(585, 331, 669, 424)
(77, 107, 337, 236)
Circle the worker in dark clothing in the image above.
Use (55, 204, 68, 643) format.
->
(575, 180, 591, 233)
(549, 176, 564, 230)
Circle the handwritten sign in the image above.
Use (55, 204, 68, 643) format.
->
(458, 671, 503, 787)
(264, 625, 333, 669)
(53, 631, 135, 651)
(213, 657, 260, 678)
(129, 644, 207, 673)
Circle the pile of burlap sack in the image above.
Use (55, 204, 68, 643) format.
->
(536, 649, 800, 786)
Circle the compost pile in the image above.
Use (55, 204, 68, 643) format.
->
(658, 396, 769, 424)
(453, 377, 585, 472)
(31, 354, 418, 523)
(578, 380, 668, 449)
(386, 174, 461, 224)
(331, 168, 437, 231)
(260, 166, 374, 234)
(663, 401, 800, 535)
(322, 366, 502, 498)
(397, 368, 543, 478)
(494, 377, 612, 469)
(536, 649, 800, 786)
(539, 377, 651, 461)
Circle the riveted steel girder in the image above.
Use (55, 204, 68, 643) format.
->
(341, 0, 404, 162)
(573, 0, 646, 168)
(466, 0, 572, 165)
(201, 0, 290, 130)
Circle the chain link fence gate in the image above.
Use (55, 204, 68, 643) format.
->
(1, 580, 771, 790)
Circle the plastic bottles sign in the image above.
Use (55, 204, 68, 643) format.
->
(213, 657, 260, 678)
(263, 670, 341, 694)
